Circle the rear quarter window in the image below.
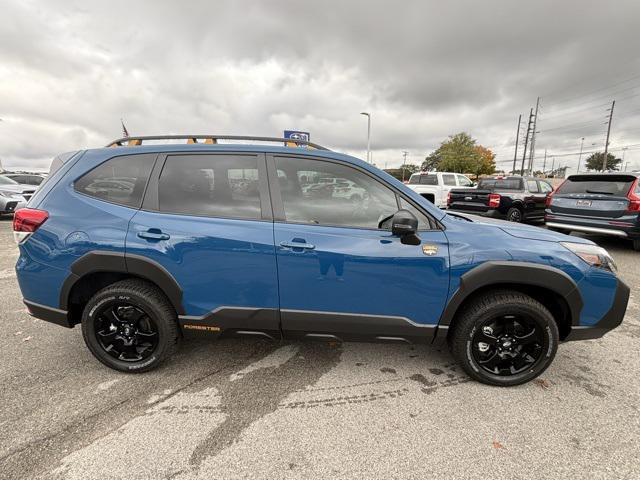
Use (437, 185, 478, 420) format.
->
(74, 154, 156, 208)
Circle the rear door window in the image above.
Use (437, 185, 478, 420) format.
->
(527, 180, 539, 193)
(556, 176, 635, 196)
(74, 154, 156, 208)
(158, 154, 262, 220)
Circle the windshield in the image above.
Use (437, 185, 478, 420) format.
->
(478, 178, 523, 191)
(556, 176, 635, 196)
(0, 175, 19, 186)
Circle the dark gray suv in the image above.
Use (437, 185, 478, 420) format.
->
(545, 173, 640, 250)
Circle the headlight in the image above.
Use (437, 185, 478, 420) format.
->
(561, 242, 617, 273)
(0, 190, 15, 198)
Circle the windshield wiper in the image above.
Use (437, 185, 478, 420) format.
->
(585, 189, 614, 195)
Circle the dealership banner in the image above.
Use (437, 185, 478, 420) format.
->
(284, 130, 310, 147)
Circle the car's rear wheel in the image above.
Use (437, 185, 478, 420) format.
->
(506, 207, 523, 222)
(81, 279, 179, 372)
(449, 290, 559, 386)
(632, 239, 640, 251)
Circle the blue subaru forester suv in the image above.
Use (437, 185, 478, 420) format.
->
(14, 135, 629, 386)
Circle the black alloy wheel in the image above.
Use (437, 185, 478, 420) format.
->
(506, 207, 523, 222)
(449, 290, 559, 386)
(81, 279, 179, 372)
(471, 314, 544, 376)
(93, 302, 159, 362)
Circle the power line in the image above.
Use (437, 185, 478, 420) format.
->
(543, 71, 640, 103)
(544, 73, 640, 106)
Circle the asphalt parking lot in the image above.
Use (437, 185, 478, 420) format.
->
(0, 217, 639, 480)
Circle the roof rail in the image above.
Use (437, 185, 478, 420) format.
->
(105, 135, 329, 150)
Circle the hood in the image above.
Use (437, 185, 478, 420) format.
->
(445, 211, 594, 244)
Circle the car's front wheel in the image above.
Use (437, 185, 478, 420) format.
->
(449, 290, 559, 386)
(81, 279, 179, 372)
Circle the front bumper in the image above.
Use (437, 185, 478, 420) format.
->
(565, 278, 630, 341)
(0, 197, 27, 214)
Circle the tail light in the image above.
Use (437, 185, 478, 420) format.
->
(627, 178, 640, 212)
(545, 190, 554, 208)
(547, 180, 565, 208)
(13, 208, 48, 244)
(488, 193, 500, 208)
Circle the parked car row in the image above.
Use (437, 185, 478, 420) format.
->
(0, 174, 44, 216)
(408, 170, 640, 251)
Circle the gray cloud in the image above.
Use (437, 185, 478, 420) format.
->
(1, 0, 639, 172)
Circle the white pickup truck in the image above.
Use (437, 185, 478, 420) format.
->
(406, 172, 474, 208)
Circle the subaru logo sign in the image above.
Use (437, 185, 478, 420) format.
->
(284, 130, 310, 147)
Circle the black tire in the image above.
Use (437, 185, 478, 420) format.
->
(81, 279, 179, 373)
(506, 207, 523, 223)
(632, 239, 640, 251)
(449, 290, 559, 386)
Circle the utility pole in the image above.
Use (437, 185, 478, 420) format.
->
(622, 147, 628, 171)
(512, 114, 522, 175)
(577, 137, 585, 173)
(401, 150, 408, 182)
(520, 108, 534, 176)
(542, 149, 547, 176)
(603, 100, 615, 170)
(550, 157, 555, 177)
(528, 97, 540, 174)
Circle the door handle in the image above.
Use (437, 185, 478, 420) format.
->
(137, 230, 170, 241)
(280, 241, 315, 250)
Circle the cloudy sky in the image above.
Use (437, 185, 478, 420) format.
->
(1, 0, 640, 173)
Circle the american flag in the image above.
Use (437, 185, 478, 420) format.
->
(121, 118, 130, 138)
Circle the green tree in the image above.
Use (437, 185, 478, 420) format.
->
(585, 152, 622, 171)
(423, 132, 495, 176)
(421, 151, 441, 171)
(384, 164, 420, 182)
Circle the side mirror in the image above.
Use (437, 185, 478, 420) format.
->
(379, 210, 420, 245)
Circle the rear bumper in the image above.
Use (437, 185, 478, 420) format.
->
(565, 278, 629, 341)
(448, 207, 504, 219)
(545, 212, 640, 239)
(23, 300, 73, 328)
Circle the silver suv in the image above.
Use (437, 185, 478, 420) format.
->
(0, 175, 34, 215)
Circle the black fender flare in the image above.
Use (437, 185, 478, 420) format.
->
(438, 261, 583, 328)
(60, 251, 184, 314)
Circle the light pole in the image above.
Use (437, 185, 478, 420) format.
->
(360, 112, 371, 164)
(623, 147, 628, 171)
(401, 150, 408, 182)
(577, 137, 585, 173)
